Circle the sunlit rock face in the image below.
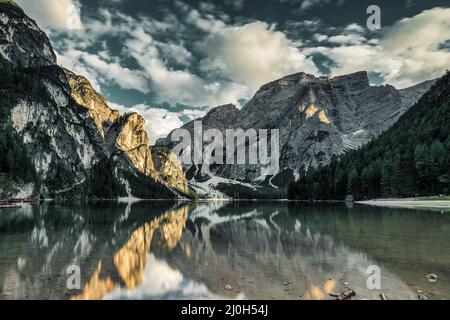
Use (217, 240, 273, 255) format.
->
(64, 69, 189, 195)
(151, 147, 189, 194)
(160, 72, 434, 188)
(65, 69, 120, 137)
(112, 113, 155, 176)
(65, 202, 421, 300)
(108, 113, 189, 194)
(73, 205, 189, 300)
(0, 3, 189, 198)
(5, 202, 449, 300)
(0, 3, 107, 197)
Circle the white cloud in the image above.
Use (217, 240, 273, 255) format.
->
(49, 1, 448, 143)
(379, 7, 450, 87)
(110, 102, 206, 144)
(123, 25, 250, 107)
(55, 46, 150, 93)
(225, 0, 246, 10)
(306, 8, 450, 88)
(51, 4, 319, 108)
(200, 21, 320, 91)
(105, 254, 243, 300)
(280, 0, 344, 10)
(327, 34, 366, 45)
(344, 23, 365, 33)
(300, 0, 333, 10)
(16, 0, 82, 30)
(56, 50, 102, 92)
(81, 52, 150, 93)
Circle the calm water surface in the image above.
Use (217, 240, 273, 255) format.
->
(0, 201, 449, 300)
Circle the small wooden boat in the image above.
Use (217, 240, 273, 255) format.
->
(0, 198, 37, 209)
(9, 199, 38, 204)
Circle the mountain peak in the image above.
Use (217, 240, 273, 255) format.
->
(0, 1, 22, 12)
(206, 103, 239, 116)
(0, 1, 56, 68)
(332, 71, 369, 86)
(257, 71, 371, 94)
(333, 70, 368, 80)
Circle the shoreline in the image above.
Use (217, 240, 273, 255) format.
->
(357, 199, 450, 210)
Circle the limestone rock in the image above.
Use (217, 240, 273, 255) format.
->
(160, 71, 434, 190)
(65, 69, 120, 137)
(0, 3, 189, 198)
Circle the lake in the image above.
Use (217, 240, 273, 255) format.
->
(1, 201, 449, 300)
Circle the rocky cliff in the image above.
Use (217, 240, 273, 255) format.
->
(65, 71, 189, 194)
(160, 71, 434, 191)
(65, 69, 120, 137)
(0, 2, 189, 199)
(0, 2, 55, 68)
(0, 2, 435, 199)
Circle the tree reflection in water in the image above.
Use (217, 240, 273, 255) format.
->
(1, 201, 450, 300)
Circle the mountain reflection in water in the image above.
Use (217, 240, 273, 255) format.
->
(1, 201, 450, 300)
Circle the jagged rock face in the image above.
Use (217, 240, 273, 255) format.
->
(158, 104, 240, 147)
(111, 113, 155, 175)
(64, 68, 189, 195)
(65, 69, 120, 137)
(200, 103, 240, 132)
(0, 3, 189, 198)
(229, 71, 434, 182)
(9, 66, 106, 190)
(157, 104, 240, 181)
(151, 147, 189, 194)
(1, 3, 104, 195)
(64, 70, 189, 195)
(108, 113, 189, 194)
(0, 3, 56, 68)
(161, 72, 433, 186)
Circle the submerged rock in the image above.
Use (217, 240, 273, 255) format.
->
(426, 274, 438, 282)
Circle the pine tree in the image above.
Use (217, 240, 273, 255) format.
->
(347, 167, 360, 199)
(288, 72, 450, 200)
(6, 149, 15, 179)
(380, 160, 392, 197)
(398, 152, 417, 197)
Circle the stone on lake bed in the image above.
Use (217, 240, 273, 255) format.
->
(426, 274, 438, 282)
(329, 292, 340, 298)
(337, 289, 356, 300)
(418, 292, 428, 300)
(224, 284, 233, 290)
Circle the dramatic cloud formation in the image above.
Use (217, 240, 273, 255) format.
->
(57, 47, 150, 93)
(16, 0, 82, 30)
(19, 0, 448, 143)
(379, 7, 450, 87)
(279, 0, 344, 11)
(306, 7, 450, 88)
(110, 102, 206, 144)
(200, 21, 320, 90)
(123, 24, 250, 107)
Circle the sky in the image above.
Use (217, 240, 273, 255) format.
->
(16, 0, 450, 143)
